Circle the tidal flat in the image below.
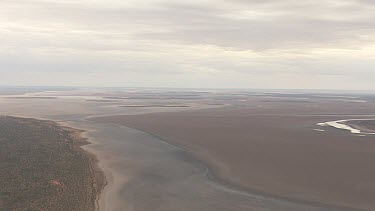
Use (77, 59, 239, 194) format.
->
(1, 88, 375, 211)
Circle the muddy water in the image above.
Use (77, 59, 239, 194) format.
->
(75, 121, 348, 211)
(0, 94, 349, 211)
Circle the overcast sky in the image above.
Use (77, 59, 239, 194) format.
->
(1, 0, 375, 89)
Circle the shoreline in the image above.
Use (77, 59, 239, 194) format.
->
(54, 121, 107, 211)
(2, 115, 106, 211)
(73, 125, 112, 211)
(61, 126, 107, 211)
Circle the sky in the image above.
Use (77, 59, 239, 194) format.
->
(1, 0, 375, 89)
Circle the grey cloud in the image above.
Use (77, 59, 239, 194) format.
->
(0, 0, 375, 89)
(134, 1, 375, 51)
(2, 0, 375, 51)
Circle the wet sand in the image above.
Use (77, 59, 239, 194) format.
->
(2, 89, 375, 211)
(94, 101, 375, 211)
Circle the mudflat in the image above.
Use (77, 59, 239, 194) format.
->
(94, 98, 375, 211)
(0, 116, 103, 211)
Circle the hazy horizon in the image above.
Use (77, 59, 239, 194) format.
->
(1, 0, 375, 89)
(2, 85, 375, 94)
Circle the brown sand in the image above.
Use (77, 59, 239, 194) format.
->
(94, 99, 375, 211)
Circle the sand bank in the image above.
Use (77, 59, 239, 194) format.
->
(318, 119, 375, 135)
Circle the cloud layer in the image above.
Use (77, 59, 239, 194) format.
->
(1, 0, 375, 89)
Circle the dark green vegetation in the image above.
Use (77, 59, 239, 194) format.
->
(0, 116, 97, 211)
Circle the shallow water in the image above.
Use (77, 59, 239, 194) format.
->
(76, 121, 349, 211)
(0, 91, 355, 211)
